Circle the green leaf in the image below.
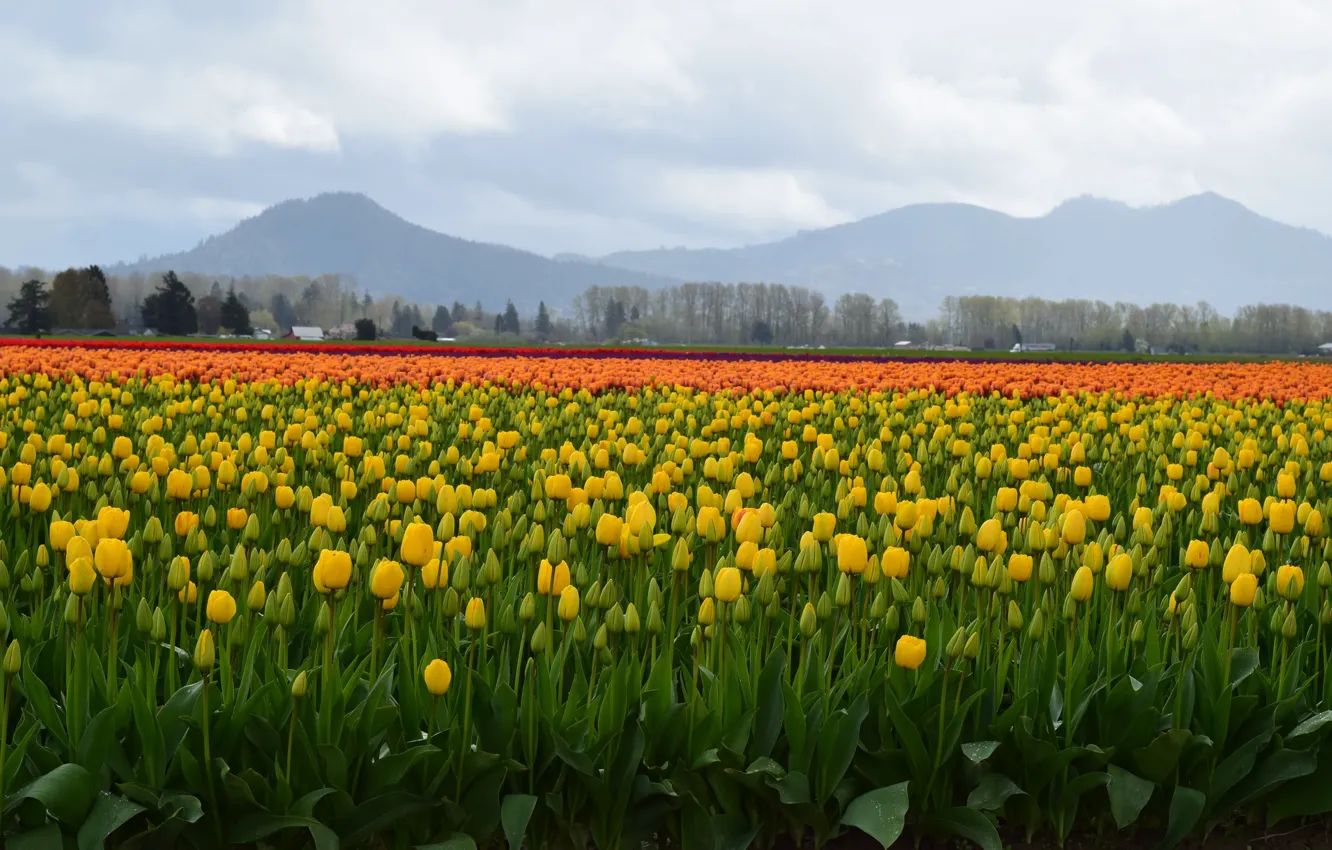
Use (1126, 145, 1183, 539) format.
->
(5, 763, 97, 825)
(961, 741, 1000, 765)
(1156, 785, 1205, 850)
(78, 793, 147, 850)
(500, 794, 537, 850)
(841, 782, 909, 849)
(77, 706, 121, 775)
(924, 806, 1001, 850)
(966, 774, 1024, 812)
(229, 813, 339, 850)
(1219, 748, 1317, 812)
(816, 694, 869, 805)
(751, 648, 787, 760)
(418, 836, 478, 850)
(1289, 710, 1332, 740)
(1106, 765, 1154, 829)
(1227, 647, 1259, 687)
(1131, 728, 1192, 784)
(20, 661, 69, 750)
(8, 825, 63, 850)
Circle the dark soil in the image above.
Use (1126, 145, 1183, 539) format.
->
(815, 818, 1332, 850)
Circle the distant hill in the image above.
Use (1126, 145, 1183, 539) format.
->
(112, 192, 674, 310)
(597, 192, 1332, 317)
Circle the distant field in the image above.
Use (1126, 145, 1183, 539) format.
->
(2, 334, 1309, 364)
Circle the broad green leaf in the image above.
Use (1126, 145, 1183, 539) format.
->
(5, 763, 97, 825)
(78, 793, 147, 850)
(924, 806, 1001, 850)
(500, 793, 538, 850)
(966, 774, 1024, 812)
(418, 836, 478, 850)
(1106, 765, 1154, 829)
(751, 648, 787, 760)
(842, 782, 909, 848)
(9, 825, 63, 850)
(229, 813, 338, 850)
(961, 741, 1000, 764)
(1289, 710, 1332, 740)
(1218, 748, 1316, 812)
(1156, 785, 1205, 850)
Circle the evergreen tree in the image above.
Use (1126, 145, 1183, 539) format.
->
(535, 301, 553, 338)
(270, 292, 297, 330)
(6, 279, 51, 336)
(604, 298, 626, 337)
(503, 301, 521, 334)
(221, 285, 253, 335)
(140, 271, 198, 335)
(432, 305, 453, 336)
(50, 265, 115, 329)
(83, 266, 116, 328)
(451, 301, 467, 324)
(354, 318, 377, 340)
(196, 295, 223, 334)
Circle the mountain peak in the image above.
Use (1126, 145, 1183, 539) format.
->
(116, 194, 673, 308)
(597, 192, 1332, 318)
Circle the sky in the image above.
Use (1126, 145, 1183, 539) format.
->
(4, 0, 1332, 269)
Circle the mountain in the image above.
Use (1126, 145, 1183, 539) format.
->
(113, 192, 674, 310)
(597, 192, 1332, 317)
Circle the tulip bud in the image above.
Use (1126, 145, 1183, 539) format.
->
(799, 603, 818, 638)
(1007, 600, 1024, 632)
(194, 629, 216, 671)
(911, 596, 927, 625)
(834, 573, 853, 608)
(946, 626, 966, 659)
(530, 622, 550, 653)
(606, 603, 625, 634)
(647, 601, 663, 635)
(292, 670, 308, 698)
(136, 598, 152, 633)
(151, 607, 167, 641)
(600, 579, 619, 609)
(1283, 610, 1299, 640)
(2, 640, 20, 675)
(963, 632, 981, 660)
(624, 603, 642, 634)
(593, 623, 609, 651)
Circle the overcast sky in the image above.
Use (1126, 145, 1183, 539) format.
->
(4, 0, 1332, 269)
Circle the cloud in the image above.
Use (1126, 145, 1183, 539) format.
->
(3, 0, 1332, 265)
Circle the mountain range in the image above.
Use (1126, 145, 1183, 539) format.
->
(114, 191, 1332, 318)
(112, 193, 674, 312)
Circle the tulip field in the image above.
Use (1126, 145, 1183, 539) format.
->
(3, 341, 1332, 849)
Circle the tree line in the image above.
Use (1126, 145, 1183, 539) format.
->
(3, 264, 1332, 354)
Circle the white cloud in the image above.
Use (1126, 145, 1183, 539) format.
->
(5, 0, 1332, 254)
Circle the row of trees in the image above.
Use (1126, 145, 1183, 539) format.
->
(570, 283, 912, 347)
(7, 272, 253, 337)
(5, 263, 1332, 353)
(934, 296, 1332, 354)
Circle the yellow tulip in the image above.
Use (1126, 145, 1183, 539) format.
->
(894, 635, 927, 670)
(715, 567, 742, 603)
(1230, 573, 1258, 607)
(424, 659, 452, 695)
(206, 589, 237, 625)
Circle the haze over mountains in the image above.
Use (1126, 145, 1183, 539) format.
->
(115, 191, 1332, 318)
(113, 193, 675, 312)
